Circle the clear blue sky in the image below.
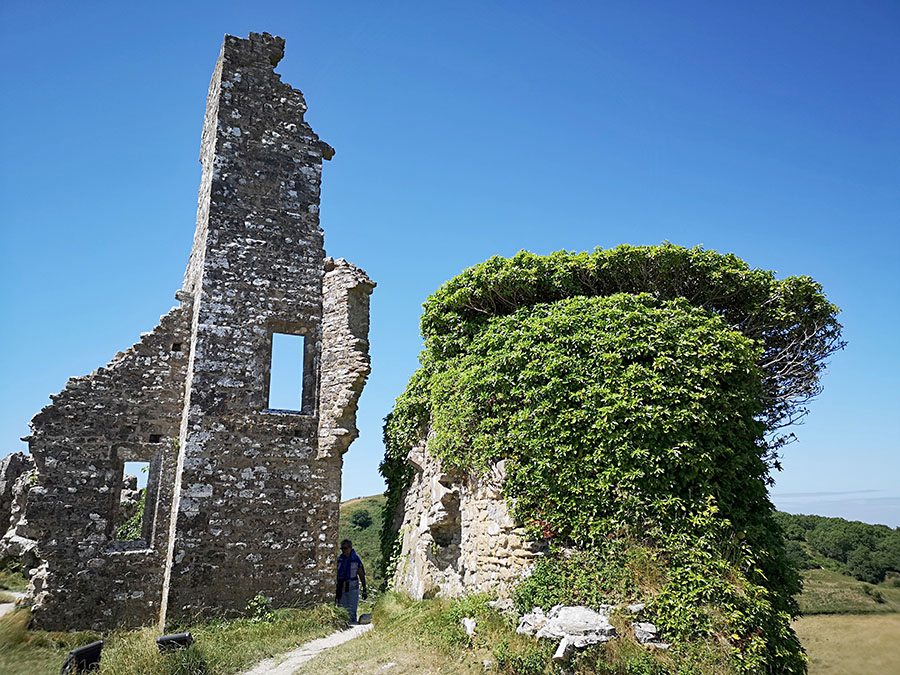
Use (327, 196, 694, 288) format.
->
(1, 1, 898, 526)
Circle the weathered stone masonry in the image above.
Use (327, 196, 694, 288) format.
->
(392, 442, 542, 602)
(20, 32, 374, 631)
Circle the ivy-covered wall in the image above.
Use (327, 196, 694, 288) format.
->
(382, 244, 843, 674)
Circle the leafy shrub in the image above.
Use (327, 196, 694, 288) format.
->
(245, 594, 274, 623)
(350, 509, 373, 530)
(514, 544, 660, 612)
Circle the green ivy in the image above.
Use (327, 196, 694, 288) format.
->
(419, 244, 843, 439)
(382, 245, 841, 673)
(115, 488, 145, 542)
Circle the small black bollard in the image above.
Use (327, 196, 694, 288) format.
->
(156, 631, 194, 653)
(60, 640, 103, 674)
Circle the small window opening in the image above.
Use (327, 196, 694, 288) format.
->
(171, 343, 183, 352)
(149, 434, 163, 444)
(114, 461, 150, 542)
(268, 332, 314, 413)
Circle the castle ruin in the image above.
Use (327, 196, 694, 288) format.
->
(17, 32, 374, 631)
(391, 446, 541, 601)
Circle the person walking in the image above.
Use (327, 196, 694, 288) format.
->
(335, 538, 368, 623)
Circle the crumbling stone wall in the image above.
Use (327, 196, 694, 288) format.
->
(0, 453, 33, 537)
(24, 306, 191, 629)
(393, 442, 541, 601)
(0, 452, 37, 570)
(17, 32, 373, 631)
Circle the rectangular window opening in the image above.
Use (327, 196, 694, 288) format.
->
(268, 332, 314, 414)
(114, 461, 150, 542)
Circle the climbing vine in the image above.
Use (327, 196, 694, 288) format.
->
(115, 488, 146, 542)
(381, 244, 842, 673)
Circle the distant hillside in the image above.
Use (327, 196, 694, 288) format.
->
(775, 511, 900, 584)
(339, 494, 386, 590)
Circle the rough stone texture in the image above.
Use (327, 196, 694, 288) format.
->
(118, 475, 143, 524)
(392, 443, 541, 601)
(0, 453, 37, 570)
(17, 32, 373, 631)
(24, 306, 192, 630)
(0, 453, 33, 534)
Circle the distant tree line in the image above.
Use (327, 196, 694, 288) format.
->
(775, 511, 900, 584)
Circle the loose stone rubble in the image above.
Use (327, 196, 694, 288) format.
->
(516, 604, 670, 661)
(10, 32, 374, 631)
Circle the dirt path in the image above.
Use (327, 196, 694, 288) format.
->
(0, 591, 26, 619)
(241, 623, 374, 675)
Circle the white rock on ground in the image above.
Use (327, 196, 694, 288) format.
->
(516, 604, 670, 660)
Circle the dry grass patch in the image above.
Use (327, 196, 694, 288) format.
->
(798, 569, 900, 614)
(794, 613, 900, 675)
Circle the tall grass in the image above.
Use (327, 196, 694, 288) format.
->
(297, 592, 694, 675)
(0, 564, 28, 591)
(0, 604, 347, 675)
(0, 609, 101, 675)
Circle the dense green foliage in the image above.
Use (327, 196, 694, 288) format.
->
(775, 512, 900, 585)
(419, 245, 843, 438)
(114, 488, 145, 542)
(382, 245, 843, 673)
(350, 509, 373, 530)
(426, 294, 769, 546)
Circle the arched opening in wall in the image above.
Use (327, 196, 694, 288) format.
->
(266, 329, 316, 414)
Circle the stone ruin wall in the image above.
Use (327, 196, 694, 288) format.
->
(0, 452, 38, 571)
(24, 307, 191, 629)
(392, 440, 542, 601)
(10, 32, 374, 631)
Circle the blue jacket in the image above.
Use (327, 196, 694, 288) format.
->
(337, 550, 363, 581)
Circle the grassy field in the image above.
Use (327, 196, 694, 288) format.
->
(797, 568, 900, 614)
(794, 614, 900, 675)
(338, 493, 386, 590)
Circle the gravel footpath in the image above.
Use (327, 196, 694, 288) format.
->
(241, 622, 374, 675)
